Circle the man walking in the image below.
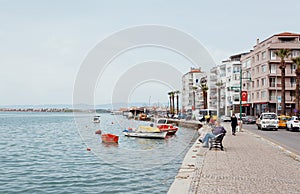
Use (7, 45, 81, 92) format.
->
(231, 114, 238, 136)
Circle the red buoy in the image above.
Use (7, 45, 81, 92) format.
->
(87, 147, 91, 151)
(95, 129, 102, 134)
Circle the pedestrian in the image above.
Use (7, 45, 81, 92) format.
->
(199, 121, 226, 147)
(231, 113, 238, 135)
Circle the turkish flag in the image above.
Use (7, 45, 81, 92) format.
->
(241, 91, 248, 101)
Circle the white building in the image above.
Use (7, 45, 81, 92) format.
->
(181, 68, 207, 112)
(222, 53, 248, 116)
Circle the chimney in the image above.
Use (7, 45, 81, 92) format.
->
(256, 38, 260, 45)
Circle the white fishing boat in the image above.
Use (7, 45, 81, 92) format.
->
(123, 126, 167, 139)
(93, 116, 100, 123)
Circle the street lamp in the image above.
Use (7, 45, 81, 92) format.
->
(216, 80, 224, 118)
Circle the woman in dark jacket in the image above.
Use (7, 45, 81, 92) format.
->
(231, 114, 238, 136)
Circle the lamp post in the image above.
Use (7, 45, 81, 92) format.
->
(216, 80, 224, 118)
(200, 77, 208, 109)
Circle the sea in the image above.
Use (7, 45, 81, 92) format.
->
(0, 112, 198, 194)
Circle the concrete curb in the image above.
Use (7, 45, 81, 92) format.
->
(167, 125, 211, 194)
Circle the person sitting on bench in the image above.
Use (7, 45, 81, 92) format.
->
(199, 121, 226, 147)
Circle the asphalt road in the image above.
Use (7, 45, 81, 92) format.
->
(242, 123, 300, 156)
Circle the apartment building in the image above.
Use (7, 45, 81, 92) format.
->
(181, 67, 207, 112)
(209, 65, 226, 116)
(222, 53, 248, 116)
(241, 32, 300, 116)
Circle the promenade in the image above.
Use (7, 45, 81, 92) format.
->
(168, 123, 300, 194)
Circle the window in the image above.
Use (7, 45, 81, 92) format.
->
(261, 78, 266, 86)
(261, 91, 266, 98)
(257, 54, 259, 61)
(256, 92, 259, 99)
(270, 64, 276, 73)
(270, 78, 276, 87)
(270, 50, 276, 60)
(256, 66, 259, 73)
(257, 79, 259, 87)
(291, 63, 296, 71)
(262, 51, 266, 59)
(291, 77, 296, 87)
(292, 50, 300, 57)
(262, 64, 267, 73)
(227, 67, 231, 73)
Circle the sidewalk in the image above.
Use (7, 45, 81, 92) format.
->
(168, 123, 300, 194)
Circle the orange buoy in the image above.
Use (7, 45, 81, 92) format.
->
(87, 147, 91, 151)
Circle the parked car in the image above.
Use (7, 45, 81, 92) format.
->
(242, 116, 256, 124)
(278, 115, 290, 129)
(221, 115, 231, 122)
(256, 112, 278, 131)
(235, 113, 246, 120)
(286, 116, 300, 132)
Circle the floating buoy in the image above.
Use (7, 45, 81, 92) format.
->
(87, 147, 91, 151)
(111, 122, 114, 124)
(95, 129, 102, 134)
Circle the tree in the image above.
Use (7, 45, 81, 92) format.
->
(168, 91, 175, 114)
(275, 49, 291, 115)
(292, 57, 300, 115)
(175, 90, 180, 114)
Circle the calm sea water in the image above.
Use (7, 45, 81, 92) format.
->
(0, 112, 198, 193)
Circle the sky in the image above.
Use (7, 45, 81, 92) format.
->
(1, 0, 300, 107)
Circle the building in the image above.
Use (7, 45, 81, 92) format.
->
(181, 67, 207, 112)
(241, 32, 300, 116)
(209, 65, 226, 116)
(222, 53, 248, 116)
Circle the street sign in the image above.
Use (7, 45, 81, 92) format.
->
(278, 105, 281, 110)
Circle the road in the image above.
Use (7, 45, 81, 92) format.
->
(241, 123, 300, 156)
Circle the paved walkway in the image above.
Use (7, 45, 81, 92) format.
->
(168, 123, 300, 194)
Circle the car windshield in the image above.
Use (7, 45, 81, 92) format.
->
(262, 114, 277, 119)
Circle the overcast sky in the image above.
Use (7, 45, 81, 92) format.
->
(1, 0, 300, 106)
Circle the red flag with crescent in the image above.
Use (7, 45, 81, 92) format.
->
(241, 91, 247, 101)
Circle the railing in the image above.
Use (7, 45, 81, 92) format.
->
(269, 82, 296, 88)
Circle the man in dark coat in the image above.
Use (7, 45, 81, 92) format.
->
(231, 114, 238, 136)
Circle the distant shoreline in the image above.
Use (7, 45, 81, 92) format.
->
(0, 108, 111, 113)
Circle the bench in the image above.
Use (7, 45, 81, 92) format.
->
(209, 133, 225, 151)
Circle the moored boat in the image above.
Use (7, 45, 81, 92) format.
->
(123, 126, 167, 139)
(93, 116, 100, 123)
(101, 133, 119, 143)
(123, 130, 167, 139)
(157, 124, 178, 135)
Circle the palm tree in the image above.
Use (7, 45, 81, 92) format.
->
(175, 91, 180, 114)
(168, 91, 174, 114)
(292, 57, 300, 115)
(275, 49, 291, 115)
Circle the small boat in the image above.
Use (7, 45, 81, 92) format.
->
(157, 124, 178, 135)
(93, 116, 100, 123)
(123, 126, 167, 139)
(101, 133, 119, 143)
(123, 130, 167, 139)
(153, 118, 179, 135)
